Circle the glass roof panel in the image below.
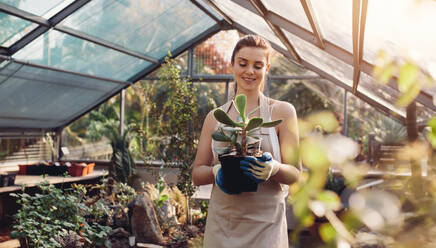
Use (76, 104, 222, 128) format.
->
(213, 0, 286, 50)
(269, 50, 318, 77)
(61, 0, 216, 59)
(310, 0, 352, 54)
(364, 1, 436, 71)
(364, 0, 436, 102)
(197, 0, 224, 20)
(13, 30, 152, 81)
(0, 61, 121, 128)
(284, 30, 353, 88)
(284, 30, 405, 118)
(0, 12, 37, 47)
(359, 71, 400, 108)
(0, 0, 75, 18)
(262, 0, 311, 31)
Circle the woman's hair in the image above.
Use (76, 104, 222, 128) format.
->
(231, 34, 272, 64)
(230, 34, 272, 96)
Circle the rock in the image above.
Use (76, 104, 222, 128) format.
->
(109, 227, 130, 248)
(131, 192, 164, 244)
(185, 224, 200, 235)
(109, 227, 130, 238)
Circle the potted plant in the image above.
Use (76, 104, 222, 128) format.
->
(211, 94, 282, 193)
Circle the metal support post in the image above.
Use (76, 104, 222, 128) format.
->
(343, 90, 348, 136)
(120, 89, 126, 136)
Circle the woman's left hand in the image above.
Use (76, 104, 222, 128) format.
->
(240, 152, 280, 183)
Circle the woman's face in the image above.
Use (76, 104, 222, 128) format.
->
(232, 47, 270, 93)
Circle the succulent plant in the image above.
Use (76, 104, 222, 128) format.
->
(212, 94, 283, 156)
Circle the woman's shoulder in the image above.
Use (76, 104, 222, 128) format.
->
(269, 99, 297, 118)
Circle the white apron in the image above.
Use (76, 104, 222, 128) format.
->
(204, 93, 289, 248)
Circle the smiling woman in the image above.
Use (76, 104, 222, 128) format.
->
(192, 34, 301, 248)
(231, 35, 271, 95)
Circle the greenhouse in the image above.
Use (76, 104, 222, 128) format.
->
(1, 0, 436, 247)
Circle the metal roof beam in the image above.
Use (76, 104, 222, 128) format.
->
(300, 0, 325, 49)
(190, 0, 222, 23)
(8, 0, 91, 55)
(247, 0, 301, 63)
(0, 55, 129, 86)
(0, 3, 50, 26)
(202, 0, 234, 25)
(265, 10, 436, 112)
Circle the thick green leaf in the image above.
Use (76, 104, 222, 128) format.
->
(235, 94, 247, 122)
(214, 109, 243, 127)
(398, 62, 418, 93)
(246, 135, 260, 145)
(246, 117, 263, 131)
(319, 223, 337, 242)
(247, 127, 260, 135)
(261, 119, 283, 127)
(317, 190, 341, 211)
(212, 130, 232, 142)
(222, 126, 242, 132)
(396, 82, 421, 107)
(213, 146, 231, 155)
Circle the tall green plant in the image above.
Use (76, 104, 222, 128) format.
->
(154, 54, 198, 197)
(105, 121, 137, 184)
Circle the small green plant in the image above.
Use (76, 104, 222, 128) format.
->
(154, 175, 169, 208)
(212, 94, 282, 156)
(105, 121, 137, 184)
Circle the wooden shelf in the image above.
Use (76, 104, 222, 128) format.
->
(0, 170, 108, 194)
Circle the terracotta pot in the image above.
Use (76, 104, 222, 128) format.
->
(68, 162, 95, 177)
(18, 164, 29, 175)
(218, 155, 259, 193)
(68, 163, 88, 177)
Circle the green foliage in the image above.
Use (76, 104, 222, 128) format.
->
(269, 82, 335, 118)
(154, 175, 169, 208)
(146, 54, 198, 197)
(212, 94, 282, 156)
(10, 182, 111, 248)
(105, 122, 137, 184)
(375, 117, 407, 144)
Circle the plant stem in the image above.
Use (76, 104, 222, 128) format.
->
(241, 129, 247, 156)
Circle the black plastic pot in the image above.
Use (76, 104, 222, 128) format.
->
(25, 164, 44, 175)
(45, 164, 68, 176)
(0, 171, 17, 187)
(218, 155, 258, 193)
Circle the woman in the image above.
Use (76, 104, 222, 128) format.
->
(192, 34, 301, 248)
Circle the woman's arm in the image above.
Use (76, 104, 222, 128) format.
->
(271, 101, 301, 185)
(192, 111, 216, 186)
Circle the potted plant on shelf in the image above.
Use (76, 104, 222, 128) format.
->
(212, 94, 282, 193)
